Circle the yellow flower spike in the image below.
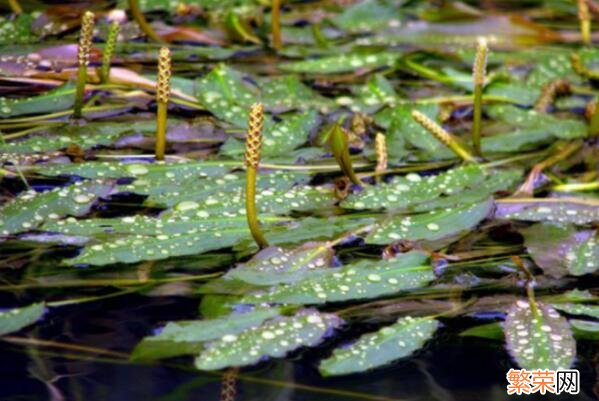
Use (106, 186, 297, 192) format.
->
(155, 47, 171, 161)
(8, 0, 23, 14)
(411, 110, 477, 163)
(271, 0, 282, 50)
(100, 21, 120, 84)
(128, 0, 164, 43)
(244, 103, 269, 249)
(329, 122, 364, 186)
(534, 79, 570, 113)
(374, 133, 387, 184)
(578, 0, 592, 45)
(73, 11, 95, 119)
(472, 37, 487, 157)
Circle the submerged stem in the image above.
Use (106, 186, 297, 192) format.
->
(8, 0, 22, 14)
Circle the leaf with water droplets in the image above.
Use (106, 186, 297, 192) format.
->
(504, 300, 576, 370)
(240, 251, 434, 305)
(366, 198, 494, 245)
(131, 308, 281, 360)
(319, 316, 439, 376)
(0, 180, 113, 236)
(521, 223, 598, 278)
(0, 83, 75, 118)
(0, 14, 36, 46)
(342, 164, 490, 211)
(1, 122, 136, 154)
(280, 52, 399, 74)
(552, 303, 599, 319)
(195, 309, 343, 370)
(496, 198, 599, 225)
(332, 0, 403, 33)
(223, 243, 334, 285)
(0, 303, 45, 336)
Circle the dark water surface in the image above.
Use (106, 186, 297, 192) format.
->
(1, 294, 597, 401)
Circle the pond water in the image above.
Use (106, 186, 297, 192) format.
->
(1, 294, 597, 401)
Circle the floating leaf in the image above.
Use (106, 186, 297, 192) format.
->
(0, 84, 75, 118)
(280, 52, 399, 74)
(0, 180, 113, 236)
(521, 224, 598, 277)
(195, 309, 343, 370)
(132, 308, 281, 360)
(0, 14, 36, 46)
(332, 0, 403, 33)
(504, 300, 576, 370)
(366, 199, 494, 245)
(0, 303, 45, 336)
(496, 198, 599, 225)
(319, 316, 439, 376)
(241, 251, 434, 305)
(1, 122, 135, 154)
(223, 243, 333, 285)
(342, 164, 487, 211)
(552, 303, 599, 319)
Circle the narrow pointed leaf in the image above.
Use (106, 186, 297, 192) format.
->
(0, 303, 45, 336)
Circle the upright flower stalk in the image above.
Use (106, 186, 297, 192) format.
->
(8, 0, 22, 14)
(73, 11, 95, 119)
(100, 21, 120, 84)
(472, 37, 487, 157)
(411, 110, 476, 163)
(244, 103, 269, 249)
(155, 47, 171, 161)
(329, 123, 364, 186)
(578, 0, 591, 45)
(129, 0, 163, 43)
(271, 0, 282, 50)
(374, 133, 387, 183)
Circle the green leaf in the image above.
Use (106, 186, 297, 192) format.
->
(0, 303, 45, 336)
(240, 251, 434, 305)
(341, 164, 487, 211)
(131, 308, 281, 360)
(332, 0, 402, 33)
(280, 52, 399, 74)
(1, 122, 134, 154)
(460, 322, 504, 340)
(0, 14, 36, 46)
(0, 180, 113, 236)
(319, 316, 439, 376)
(366, 199, 494, 244)
(552, 303, 599, 319)
(0, 84, 75, 118)
(521, 224, 598, 277)
(259, 76, 331, 112)
(374, 103, 442, 156)
(496, 198, 599, 225)
(352, 74, 400, 113)
(504, 300, 576, 370)
(195, 309, 343, 370)
(223, 243, 333, 285)
(195, 64, 258, 127)
(570, 319, 599, 340)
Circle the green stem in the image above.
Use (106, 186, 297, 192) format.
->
(271, 0, 282, 50)
(128, 0, 164, 43)
(246, 166, 269, 248)
(8, 0, 22, 13)
(73, 63, 88, 119)
(589, 98, 599, 137)
(155, 101, 167, 160)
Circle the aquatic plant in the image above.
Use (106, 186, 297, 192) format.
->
(73, 11, 95, 119)
(100, 21, 120, 84)
(155, 47, 171, 161)
(472, 37, 487, 157)
(244, 103, 269, 249)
